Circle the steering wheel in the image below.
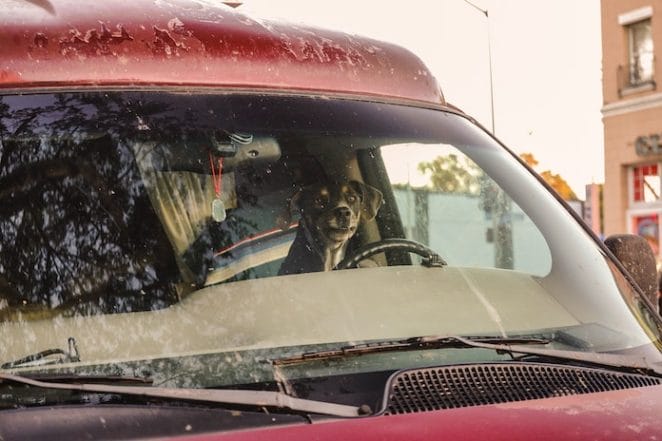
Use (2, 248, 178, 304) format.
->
(334, 238, 447, 270)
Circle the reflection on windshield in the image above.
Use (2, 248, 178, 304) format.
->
(0, 96, 181, 319)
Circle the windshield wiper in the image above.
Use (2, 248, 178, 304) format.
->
(0, 373, 365, 418)
(272, 335, 550, 366)
(1, 337, 79, 369)
(271, 335, 662, 377)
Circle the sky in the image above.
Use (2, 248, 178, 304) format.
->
(241, 0, 604, 199)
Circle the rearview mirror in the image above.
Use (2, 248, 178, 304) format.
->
(147, 132, 281, 173)
(604, 234, 658, 310)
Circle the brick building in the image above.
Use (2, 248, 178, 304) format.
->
(602, 1, 662, 256)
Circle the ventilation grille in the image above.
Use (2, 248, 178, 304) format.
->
(384, 363, 662, 415)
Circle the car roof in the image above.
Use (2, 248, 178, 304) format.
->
(0, 0, 445, 107)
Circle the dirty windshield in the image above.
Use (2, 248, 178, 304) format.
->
(1, 92, 660, 386)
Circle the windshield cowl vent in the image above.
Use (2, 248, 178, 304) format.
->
(382, 363, 662, 415)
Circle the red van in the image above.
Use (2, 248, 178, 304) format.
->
(2, 1, 662, 440)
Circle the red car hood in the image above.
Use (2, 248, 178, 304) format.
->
(174, 384, 662, 441)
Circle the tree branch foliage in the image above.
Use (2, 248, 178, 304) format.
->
(417, 154, 481, 195)
(519, 152, 578, 201)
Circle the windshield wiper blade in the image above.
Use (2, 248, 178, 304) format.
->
(448, 335, 662, 376)
(272, 335, 662, 377)
(25, 374, 153, 386)
(0, 373, 363, 418)
(1, 337, 80, 369)
(272, 335, 551, 366)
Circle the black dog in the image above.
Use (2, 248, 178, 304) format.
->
(279, 180, 383, 275)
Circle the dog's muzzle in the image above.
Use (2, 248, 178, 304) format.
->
(334, 207, 353, 229)
(319, 207, 355, 242)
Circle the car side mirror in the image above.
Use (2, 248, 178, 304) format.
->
(604, 234, 658, 308)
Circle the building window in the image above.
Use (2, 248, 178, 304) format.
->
(633, 163, 660, 203)
(632, 213, 660, 255)
(627, 19, 654, 86)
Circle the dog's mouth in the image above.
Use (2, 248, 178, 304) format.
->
(329, 226, 352, 233)
(324, 226, 356, 241)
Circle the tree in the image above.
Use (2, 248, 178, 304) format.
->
(519, 152, 578, 200)
(417, 154, 480, 194)
(519, 152, 538, 168)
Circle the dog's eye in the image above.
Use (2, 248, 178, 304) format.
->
(314, 197, 326, 208)
(346, 195, 357, 203)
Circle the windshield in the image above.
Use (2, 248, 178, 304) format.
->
(1, 92, 661, 388)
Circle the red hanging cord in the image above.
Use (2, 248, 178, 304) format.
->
(209, 151, 223, 198)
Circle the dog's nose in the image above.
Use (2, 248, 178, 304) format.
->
(335, 207, 351, 220)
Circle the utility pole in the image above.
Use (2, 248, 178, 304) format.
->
(462, 0, 495, 135)
(462, 0, 512, 269)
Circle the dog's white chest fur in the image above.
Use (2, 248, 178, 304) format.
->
(323, 243, 349, 271)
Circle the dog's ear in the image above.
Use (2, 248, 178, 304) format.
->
(350, 181, 383, 221)
(277, 187, 303, 230)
